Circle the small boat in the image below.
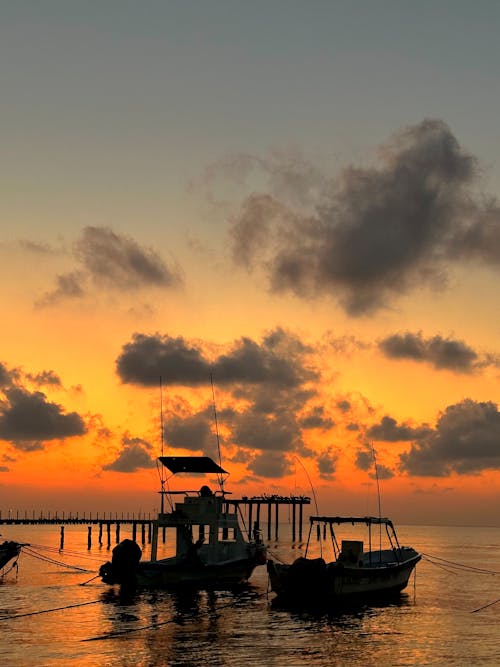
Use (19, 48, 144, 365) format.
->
(99, 456, 267, 589)
(267, 515, 420, 606)
(0, 540, 22, 572)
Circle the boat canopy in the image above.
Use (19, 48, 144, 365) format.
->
(158, 456, 227, 475)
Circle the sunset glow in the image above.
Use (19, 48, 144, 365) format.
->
(1, 3, 500, 527)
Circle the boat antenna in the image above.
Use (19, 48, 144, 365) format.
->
(210, 372, 224, 494)
(158, 376, 167, 513)
(371, 442, 382, 554)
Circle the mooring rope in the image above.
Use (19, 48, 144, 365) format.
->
(266, 548, 289, 564)
(422, 552, 500, 576)
(26, 543, 104, 562)
(21, 546, 94, 573)
(0, 599, 102, 622)
(471, 597, 500, 613)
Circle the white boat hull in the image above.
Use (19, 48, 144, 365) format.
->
(268, 548, 421, 604)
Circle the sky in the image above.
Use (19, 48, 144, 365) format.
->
(1, 1, 500, 526)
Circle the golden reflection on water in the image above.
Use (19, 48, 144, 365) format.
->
(1, 524, 500, 666)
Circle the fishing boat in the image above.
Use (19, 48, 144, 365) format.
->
(99, 456, 267, 589)
(0, 539, 22, 572)
(267, 515, 420, 605)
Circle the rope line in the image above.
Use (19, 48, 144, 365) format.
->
(0, 599, 102, 622)
(471, 597, 500, 613)
(25, 544, 105, 562)
(22, 547, 94, 573)
(422, 552, 500, 576)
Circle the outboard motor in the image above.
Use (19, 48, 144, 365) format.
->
(99, 539, 142, 585)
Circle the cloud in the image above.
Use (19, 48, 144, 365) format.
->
(26, 370, 63, 388)
(194, 147, 329, 213)
(230, 409, 303, 453)
(299, 406, 335, 430)
(116, 327, 317, 388)
(36, 272, 86, 307)
(0, 387, 86, 450)
(39, 226, 182, 305)
(103, 436, 156, 473)
(368, 415, 432, 442)
(115, 329, 326, 474)
(18, 240, 57, 254)
(378, 331, 495, 373)
(317, 448, 338, 479)
(399, 399, 500, 476)
(248, 451, 292, 478)
(355, 448, 395, 480)
(164, 410, 218, 457)
(336, 400, 351, 413)
(229, 119, 500, 315)
(75, 226, 181, 290)
(0, 363, 10, 388)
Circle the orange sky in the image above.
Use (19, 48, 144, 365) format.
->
(2, 4, 500, 526)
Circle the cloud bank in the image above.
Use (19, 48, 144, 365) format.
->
(399, 399, 500, 476)
(116, 327, 317, 388)
(229, 119, 500, 315)
(0, 362, 86, 451)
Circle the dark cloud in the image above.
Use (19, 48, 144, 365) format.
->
(346, 423, 360, 432)
(229, 119, 500, 315)
(0, 363, 10, 387)
(378, 331, 492, 373)
(76, 226, 181, 290)
(27, 370, 63, 388)
(116, 328, 317, 388)
(368, 415, 432, 442)
(317, 448, 338, 479)
(355, 450, 373, 472)
(399, 399, 500, 476)
(116, 329, 325, 477)
(336, 400, 351, 413)
(299, 406, 335, 430)
(355, 449, 394, 480)
(164, 411, 217, 458)
(39, 226, 182, 305)
(0, 387, 86, 450)
(117, 334, 210, 387)
(231, 410, 302, 453)
(248, 451, 292, 478)
(103, 436, 156, 473)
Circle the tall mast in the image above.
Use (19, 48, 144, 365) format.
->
(210, 372, 224, 494)
(160, 376, 165, 514)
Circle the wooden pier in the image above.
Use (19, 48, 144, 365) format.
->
(0, 495, 310, 546)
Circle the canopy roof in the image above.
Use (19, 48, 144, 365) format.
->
(158, 456, 227, 475)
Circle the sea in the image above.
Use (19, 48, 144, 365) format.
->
(1, 522, 500, 666)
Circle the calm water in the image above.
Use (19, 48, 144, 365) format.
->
(1, 523, 500, 666)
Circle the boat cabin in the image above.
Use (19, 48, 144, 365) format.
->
(150, 456, 252, 566)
